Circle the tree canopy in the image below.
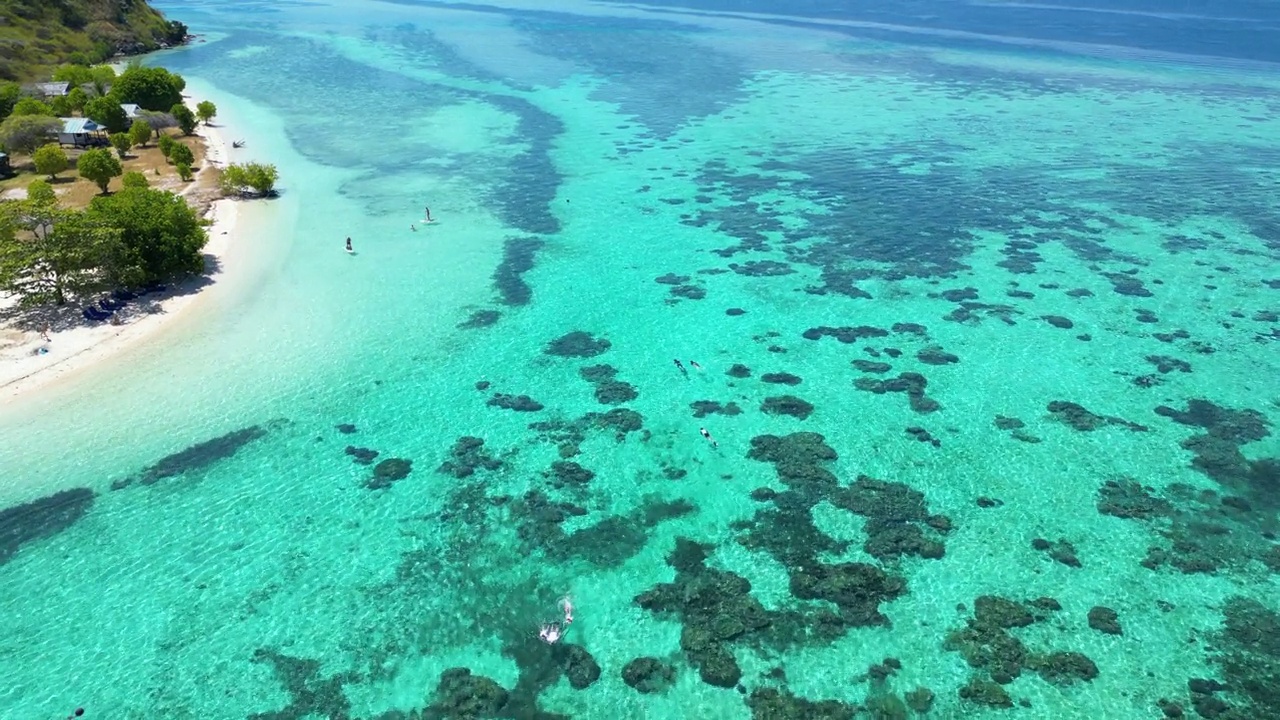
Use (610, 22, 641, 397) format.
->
(170, 103, 196, 135)
(88, 186, 207, 285)
(128, 118, 152, 147)
(0, 115, 61, 154)
(110, 65, 185, 111)
(12, 97, 54, 117)
(33, 143, 69, 179)
(0, 199, 123, 306)
(220, 162, 279, 198)
(84, 95, 129, 134)
(195, 100, 216, 125)
(77, 147, 122, 193)
(168, 142, 194, 167)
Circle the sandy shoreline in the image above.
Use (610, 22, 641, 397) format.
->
(0, 92, 243, 402)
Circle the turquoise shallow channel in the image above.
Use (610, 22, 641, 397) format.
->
(2, 0, 1280, 718)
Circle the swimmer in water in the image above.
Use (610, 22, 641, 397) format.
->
(66, 709, 84, 719)
(673, 359, 688, 377)
(700, 427, 718, 448)
(689, 360, 702, 370)
(345, 237, 353, 252)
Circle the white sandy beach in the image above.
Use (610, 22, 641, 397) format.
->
(0, 94, 244, 402)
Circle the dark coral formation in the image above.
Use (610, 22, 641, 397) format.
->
(993, 415, 1024, 430)
(916, 345, 959, 365)
(122, 425, 267, 488)
(761, 395, 814, 420)
(906, 426, 941, 447)
(1043, 315, 1074, 329)
(1031, 537, 1082, 568)
(1208, 597, 1280, 719)
(946, 595, 1099, 702)
(512, 491, 693, 568)
(458, 309, 501, 329)
(545, 331, 611, 358)
(528, 408, 644, 457)
(854, 372, 941, 413)
(493, 237, 545, 306)
(1097, 479, 1173, 520)
(345, 446, 379, 465)
(335, 424, 357, 434)
(1153, 399, 1275, 504)
(944, 301, 1021, 326)
(424, 667, 509, 718)
(546, 460, 594, 489)
(830, 476, 951, 560)
(488, 393, 545, 412)
(578, 365, 639, 406)
(368, 458, 413, 490)
(801, 325, 888, 343)
(1047, 401, 1147, 432)
(438, 437, 503, 478)
(761, 372, 802, 386)
(670, 284, 706, 300)
(1087, 606, 1123, 635)
(248, 648, 358, 720)
(634, 538, 773, 688)
(621, 657, 675, 694)
(746, 687, 858, 719)
(0, 487, 95, 566)
(726, 363, 752, 378)
(1147, 355, 1192, 374)
(737, 433, 911, 644)
(1103, 271, 1152, 297)
(654, 273, 689, 285)
(691, 400, 742, 418)
(851, 359, 892, 373)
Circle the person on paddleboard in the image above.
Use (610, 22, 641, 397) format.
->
(345, 237, 353, 252)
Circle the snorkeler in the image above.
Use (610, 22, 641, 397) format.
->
(689, 360, 702, 370)
(673, 359, 688, 377)
(700, 427, 718, 448)
(410, 224, 417, 232)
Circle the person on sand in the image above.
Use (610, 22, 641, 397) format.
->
(345, 237, 353, 252)
(41, 324, 51, 342)
(700, 427, 718, 448)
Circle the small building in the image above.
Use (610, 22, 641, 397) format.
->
(121, 103, 142, 120)
(0, 153, 11, 177)
(27, 81, 70, 98)
(58, 118, 107, 148)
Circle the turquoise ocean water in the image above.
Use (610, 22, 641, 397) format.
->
(2, 0, 1279, 717)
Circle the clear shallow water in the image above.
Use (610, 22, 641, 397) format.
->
(1, 0, 1279, 718)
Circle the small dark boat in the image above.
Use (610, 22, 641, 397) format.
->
(232, 140, 245, 148)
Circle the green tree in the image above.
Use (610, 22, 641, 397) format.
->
(168, 142, 194, 167)
(157, 134, 175, 158)
(88, 187, 208, 285)
(128, 119, 152, 148)
(170, 103, 197, 136)
(67, 87, 89, 113)
(0, 82, 21, 121)
(32, 144, 69, 180)
(26, 179, 57, 205)
(89, 66, 116, 97)
(52, 64, 94, 88)
(78, 148, 123, 194)
(195, 100, 217, 125)
(49, 96, 73, 117)
(220, 162, 280, 197)
(0, 115, 62, 155)
(175, 163, 193, 181)
(110, 66, 185, 111)
(12, 98, 54, 117)
(109, 133, 132, 159)
(0, 202, 123, 306)
(83, 96, 129, 134)
(121, 171, 149, 189)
